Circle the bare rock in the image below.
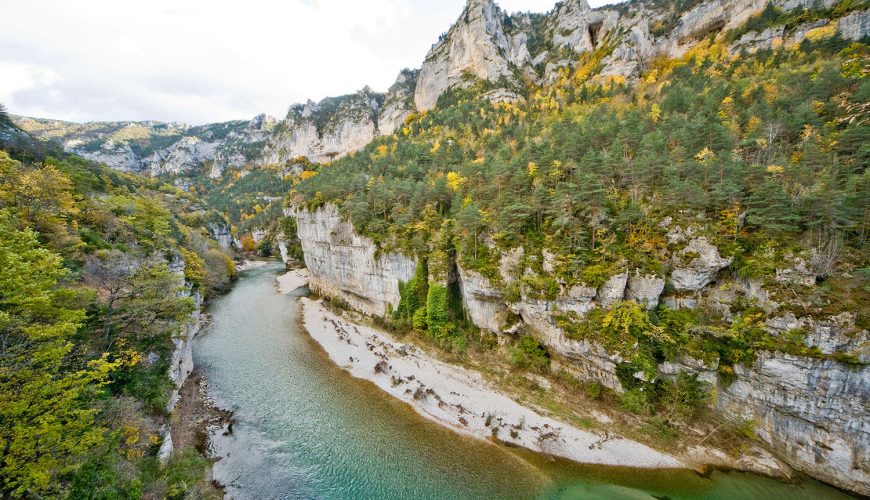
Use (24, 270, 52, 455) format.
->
(671, 238, 732, 292)
(597, 272, 628, 306)
(626, 272, 665, 309)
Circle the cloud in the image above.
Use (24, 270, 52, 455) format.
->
(0, 0, 621, 124)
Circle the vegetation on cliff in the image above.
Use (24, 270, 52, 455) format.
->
(0, 125, 231, 497)
(289, 25, 869, 433)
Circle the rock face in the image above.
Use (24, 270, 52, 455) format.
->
(597, 272, 629, 307)
(457, 266, 509, 333)
(263, 88, 382, 165)
(414, 0, 527, 111)
(718, 353, 870, 494)
(626, 273, 666, 310)
(295, 210, 870, 494)
(17, 76, 418, 175)
(838, 9, 870, 40)
(19, 0, 865, 177)
(294, 205, 417, 317)
(378, 69, 419, 136)
(208, 222, 234, 250)
(671, 237, 733, 292)
(413, 0, 867, 109)
(15, 116, 274, 177)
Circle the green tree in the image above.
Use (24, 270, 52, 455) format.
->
(114, 263, 195, 344)
(0, 210, 116, 496)
(425, 283, 452, 338)
(747, 178, 801, 235)
(0, 103, 10, 128)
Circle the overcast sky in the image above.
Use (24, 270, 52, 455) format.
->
(1, 0, 619, 125)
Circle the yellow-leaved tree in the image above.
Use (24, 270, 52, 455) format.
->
(0, 210, 122, 496)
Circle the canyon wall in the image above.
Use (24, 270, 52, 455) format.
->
(296, 204, 870, 495)
(295, 205, 417, 317)
(17, 0, 868, 177)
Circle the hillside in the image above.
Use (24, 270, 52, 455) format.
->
(5, 0, 870, 495)
(0, 116, 233, 497)
(284, 0, 870, 494)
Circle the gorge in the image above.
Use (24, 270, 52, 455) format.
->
(2, 0, 868, 496)
(195, 262, 853, 499)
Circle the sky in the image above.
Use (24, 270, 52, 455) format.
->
(0, 0, 619, 125)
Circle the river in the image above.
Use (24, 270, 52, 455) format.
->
(194, 262, 853, 499)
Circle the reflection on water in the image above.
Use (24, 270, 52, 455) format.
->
(194, 263, 853, 500)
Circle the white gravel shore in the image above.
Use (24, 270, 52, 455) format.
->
(236, 259, 271, 272)
(276, 269, 309, 294)
(299, 297, 684, 470)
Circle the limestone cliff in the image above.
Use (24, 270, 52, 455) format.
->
(413, 0, 869, 109)
(414, 0, 528, 111)
(262, 88, 382, 166)
(378, 69, 420, 136)
(295, 204, 417, 317)
(295, 204, 870, 495)
(16, 0, 869, 176)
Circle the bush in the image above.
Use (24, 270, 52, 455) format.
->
(585, 381, 604, 400)
(641, 415, 679, 441)
(659, 371, 710, 420)
(510, 335, 550, 373)
(619, 388, 651, 414)
(412, 307, 428, 331)
(425, 283, 452, 338)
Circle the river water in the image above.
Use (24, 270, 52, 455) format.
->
(194, 262, 853, 500)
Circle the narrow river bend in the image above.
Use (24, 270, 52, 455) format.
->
(194, 263, 853, 500)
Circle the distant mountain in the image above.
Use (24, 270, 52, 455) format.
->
(13, 0, 868, 178)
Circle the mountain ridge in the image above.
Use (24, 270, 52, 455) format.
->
(15, 0, 868, 177)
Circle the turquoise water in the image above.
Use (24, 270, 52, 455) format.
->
(194, 263, 853, 499)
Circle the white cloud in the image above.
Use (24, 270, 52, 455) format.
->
(0, 0, 621, 124)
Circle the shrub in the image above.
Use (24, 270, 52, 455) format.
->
(585, 381, 604, 400)
(510, 335, 550, 373)
(659, 371, 710, 419)
(425, 283, 452, 338)
(412, 307, 428, 331)
(619, 388, 651, 414)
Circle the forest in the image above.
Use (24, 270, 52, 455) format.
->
(0, 108, 231, 497)
(290, 28, 868, 412)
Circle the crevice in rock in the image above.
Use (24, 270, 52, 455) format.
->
(588, 22, 603, 48)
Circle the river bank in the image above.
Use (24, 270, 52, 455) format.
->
(170, 369, 233, 494)
(299, 294, 684, 469)
(187, 264, 854, 498)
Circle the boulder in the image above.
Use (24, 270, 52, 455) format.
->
(626, 272, 665, 309)
(671, 238, 732, 292)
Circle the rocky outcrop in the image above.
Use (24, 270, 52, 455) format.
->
(838, 9, 870, 40)
(205, 114, 275, 178)
(718, 353, 870, 494)
(166, 289, 202, 412)
(263, 89, 383, 165)
(378, 69, 419, 136)
(208, 222, 234, 250)
(626, 272, 666, 310)
(146, 136, 215, 176)
(765, 312, 870, 362)
(457, 266, 509, 333)
(671, 237, 733, 292)
(294, 204, 417, 316)
(294, 204, 869, 494)
(414, 0, 527, 111)
(597, 272, 628, 307)
(75, 139, 142, 172)
(20, 0, 862, 178)
(731, 26, 786, 54)
(16, 93, 378, 175)
(15, 116, 274, 177)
